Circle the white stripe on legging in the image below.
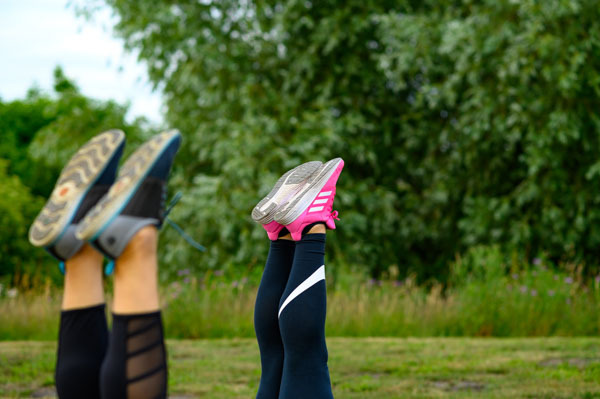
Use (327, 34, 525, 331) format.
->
(278, 265, 326, 318)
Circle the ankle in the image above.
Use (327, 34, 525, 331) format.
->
(306, 223, 326, 235)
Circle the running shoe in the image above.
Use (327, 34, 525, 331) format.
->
(273, 158, 344, 241)
(28, 130, 126, 261)
(252, 161, 322, 240)
(76, 130, 181, 259)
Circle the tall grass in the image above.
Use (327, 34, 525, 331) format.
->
(2, 247, 600, 340)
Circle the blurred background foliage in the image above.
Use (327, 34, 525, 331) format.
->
(0, 67, 151, 286)
(3, 0, 600, 287)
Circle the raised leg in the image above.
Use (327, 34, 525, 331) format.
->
(278, 225, 333, 399)
(100, 226, 167, 399)
(55, 244, 108, 399)
(255, 237, 295, 399)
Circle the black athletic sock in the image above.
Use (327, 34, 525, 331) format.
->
(254, 239, 295, 399)
(278, 233, 333, 399)
(100, 311, 167, 399)
(55, 304, 109, 399)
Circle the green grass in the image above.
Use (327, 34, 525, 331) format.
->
(2, 246, 600, 340)
(2, 338, 600, 398)
(2, 269, 600, 340)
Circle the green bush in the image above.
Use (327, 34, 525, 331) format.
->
(376, 0, 600, 277)
(0, 160, 46, 283)
(0, 68, 153, 284)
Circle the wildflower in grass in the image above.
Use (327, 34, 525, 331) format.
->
(554, 275, 559, 281)
(231, 280, 239, 288)
(394, 280, 403, 287)
(511, 273, 519, 280)
(214, 270, 224, 277)
(6, 288, 17, 298)
(169, 281, 182, 298)
(519, 285, 528, 294)
(530, 289, 538, 297)
(595, 275, 600, 283)
(183, 277, 190, 284)
(564, 277, 573, 284)
(548, 290, 555, 297)
(566, 298, 572, 305)
(240, 277, 249, 285)
(177, 268, 190, 276)
(533, 257, 541, 265)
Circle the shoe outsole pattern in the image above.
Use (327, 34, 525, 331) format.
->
(273, 158, 343, 226)
(75, 130, 181, 241)
(28, 130, 125, 247)
(251, 161, 322, 225)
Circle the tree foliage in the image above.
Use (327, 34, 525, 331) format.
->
(0, 67, 151, 284)
(88, 0, 600, 279)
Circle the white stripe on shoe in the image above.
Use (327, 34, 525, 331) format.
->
(308, 206, 324, 213)
(312, 198, 328, 205)
(318, 191, 332, 197)
(278, 265, 326, 318)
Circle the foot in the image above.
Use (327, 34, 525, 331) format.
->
(76, 130, 182, 259)
(274, 158, 344, 241)
(28, 130, 125, 262)
(252, 161, 322, 240)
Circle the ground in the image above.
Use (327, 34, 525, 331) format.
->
(1, 337, 600, 398)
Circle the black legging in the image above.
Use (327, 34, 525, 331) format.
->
(55, 306, 167, 399)
(254, 233, 333, 399)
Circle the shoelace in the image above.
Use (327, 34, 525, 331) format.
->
(163, 191, 207, 252)
(60, 192, 206, 275)
(331, 210, 340, 220)
(101, 192, 205, 275)
(102, 192, 205, 275)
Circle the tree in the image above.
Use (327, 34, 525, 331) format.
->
(90, 0, 600, 280)
(0, 67, 152, 285)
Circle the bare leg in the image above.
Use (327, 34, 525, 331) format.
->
(62, 244, 105, 310)
(307, 224, 326, 235)
(278, 223, 325, 241)
(113, 226, 160, 314)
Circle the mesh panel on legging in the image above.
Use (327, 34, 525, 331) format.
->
(126, 315, 167, 399)
(100, 311, 167, 399)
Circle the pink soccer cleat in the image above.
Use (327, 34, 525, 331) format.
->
(252, 161, 323, 240)
(273, 158, 344, 241)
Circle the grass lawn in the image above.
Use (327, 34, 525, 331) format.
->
(1, 337, 600, 398)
